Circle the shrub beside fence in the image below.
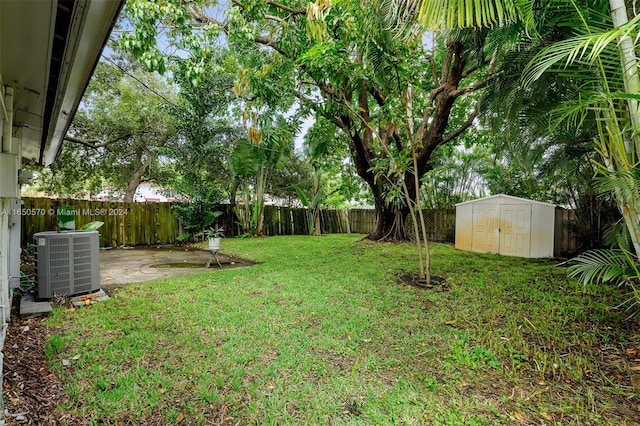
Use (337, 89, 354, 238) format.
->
(20, 197, 584, 254)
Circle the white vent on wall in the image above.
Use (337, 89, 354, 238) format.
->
(34, 231, 101, 299)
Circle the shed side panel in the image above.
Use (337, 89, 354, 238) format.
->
(530, 203, 555, 257)
(455, 204, 473, 251)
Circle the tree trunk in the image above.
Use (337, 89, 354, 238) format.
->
(124, 149, 153, 203)
(608, 0, 640, 255)
(367, 198, 409, 241)
(313, 212, 321, 236)
(228, 179, 241, 237)
(124, 169, 145, 203)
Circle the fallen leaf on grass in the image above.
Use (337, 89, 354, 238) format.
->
(80, 294, 98, 301)
(514, 411, 526, 423)
(626, 348, 639, 355)
(176, 412, 184, 422)
(444, 320, 457, 326)
(630, 365, 640, 371)
(540, 412, 553, 421)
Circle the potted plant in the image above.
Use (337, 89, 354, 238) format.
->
(207, 226, 224, 251)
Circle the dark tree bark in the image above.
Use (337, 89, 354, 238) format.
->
(123, 148, 156, 203)
(340, 39, 484, 241)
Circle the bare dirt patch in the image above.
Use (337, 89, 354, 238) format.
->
(396, 272, 449, 291)
(2, 311, 86, 426)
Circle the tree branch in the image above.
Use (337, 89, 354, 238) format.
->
(187, 4, 226, 28)
(427, 54, 439, 86)
(368, 86, 386, 107)
(453, 50, 498, 96)
(64, 134, 131, 149)
(441, 110, 477, 145)
(264, 14, 284, 23)
(440, 41, 454, 83)
(461, 64, 479, 79)
(187, 3, 288, 55)
(392, 130, 404, 152)
(416, 85, 446, 140)
(266, 1, 306, 16)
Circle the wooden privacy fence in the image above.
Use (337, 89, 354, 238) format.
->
(21, 198, 181, 247)
(19, 197, 581, 254)
(218, 205, 355, 237)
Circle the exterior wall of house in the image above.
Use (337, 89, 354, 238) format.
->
(0, 82, 18, 416)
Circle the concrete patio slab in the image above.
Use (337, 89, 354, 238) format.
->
(99, 246, 254, 287)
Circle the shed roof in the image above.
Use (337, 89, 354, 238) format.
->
(456, 194, 557, 208)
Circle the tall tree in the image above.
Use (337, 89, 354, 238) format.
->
(122, 0, 500, 241)
(414, 0, 640, 253)
(163, 51, 245, 234)
(230, 115, 297, 236)
(56, 60, 178, 202)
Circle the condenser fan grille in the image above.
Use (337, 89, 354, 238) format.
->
(34, 231, 100, 299)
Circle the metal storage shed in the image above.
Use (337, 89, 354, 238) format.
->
(455, 194, 559, 258)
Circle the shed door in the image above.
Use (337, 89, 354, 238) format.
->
(500, 204, 531, 257)
(471, 204, 500, 253)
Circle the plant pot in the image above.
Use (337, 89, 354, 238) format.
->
(208, 237, 221, 250)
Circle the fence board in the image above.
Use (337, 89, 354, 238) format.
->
(349, 209, 376, 234)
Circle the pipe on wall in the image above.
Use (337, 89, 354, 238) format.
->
(2, 86, 13, 154)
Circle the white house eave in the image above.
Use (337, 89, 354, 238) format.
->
(0, 0, 123, 166)
(44, 0, 124, 166)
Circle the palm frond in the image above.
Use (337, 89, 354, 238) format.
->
(417, 0, 519, 29)
(522, 13, 640, 87)
(603, 219, 632, 251)
(568, 248, 637, 286)
(382, 0, 423, 35)
(594, 168, 640, 201)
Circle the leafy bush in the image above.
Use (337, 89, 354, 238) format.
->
(172, 189, 223, 235)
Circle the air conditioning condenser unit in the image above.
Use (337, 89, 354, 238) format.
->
(34, 231, 101, 299)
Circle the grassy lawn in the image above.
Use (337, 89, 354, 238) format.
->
(46, 234, 639, 425)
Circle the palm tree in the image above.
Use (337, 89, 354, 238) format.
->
(401, 0, 640, 302)
(521, 1, 640, 254)
(230, 115, 296, 236)
(408, 0, 640, 254)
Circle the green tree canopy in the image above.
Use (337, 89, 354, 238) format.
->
(122, 0, 504, 241)
(45, 59, 178, 202)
